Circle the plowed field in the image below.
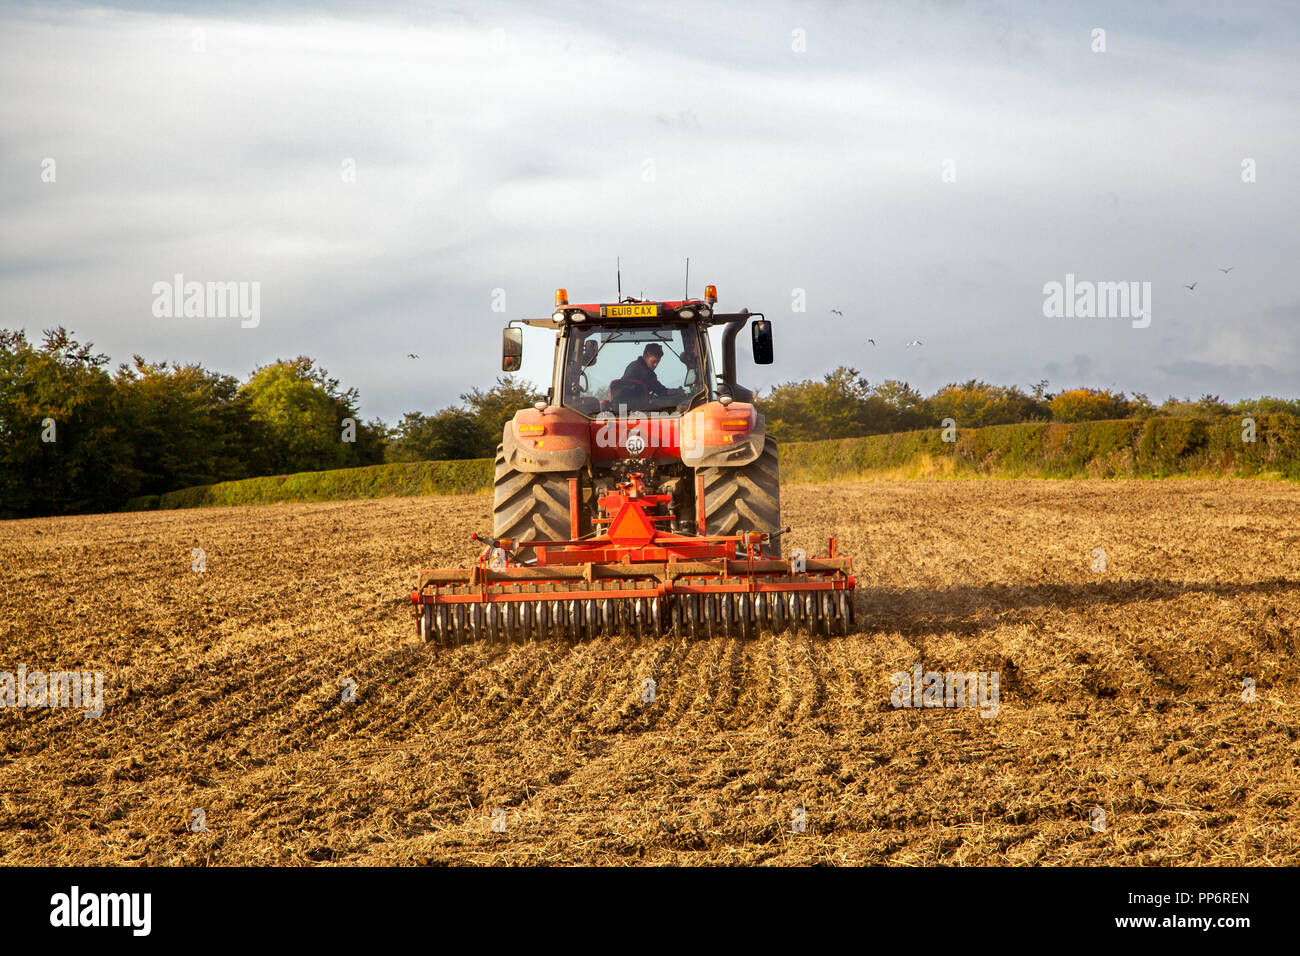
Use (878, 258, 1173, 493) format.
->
(2, 480, 1298, 865)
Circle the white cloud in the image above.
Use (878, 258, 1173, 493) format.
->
(1, 1, 1297, 419)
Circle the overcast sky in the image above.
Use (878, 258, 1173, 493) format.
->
(2, 1, 1297, 422)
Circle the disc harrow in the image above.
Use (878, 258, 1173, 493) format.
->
(411, 472, 854, 645)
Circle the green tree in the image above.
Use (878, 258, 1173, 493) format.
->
(1158, 395, 1232, 418)
(1195, 394, 1231, 416)
(874, 379, 934, 431)
(1233, 396, 1300, 416)
(460, 375, 546, 457)
(386, 408, 482, 462)
(114, 357, 264, 495)
(757, 367, 896, 441)
(0, 327, 136, 517)
(239, 357, 384, 473)
(1129, 392, 1155, 418)
(925, 380, 1049, 428)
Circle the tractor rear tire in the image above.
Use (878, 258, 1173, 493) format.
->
(699, 436, 782, 558)
(493, 444, 576, 561)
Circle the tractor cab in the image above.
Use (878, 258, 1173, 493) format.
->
(502, 285, 772, 416)
(560, 321, 712, 417)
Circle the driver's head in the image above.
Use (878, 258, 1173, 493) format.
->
(643, 343, 664, 371)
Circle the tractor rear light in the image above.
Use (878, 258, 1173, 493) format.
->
(722, 418, 750, 430)
(552, 311, 565, 323)
(555, 288, 568, 306)
(519, 424, 545, 435)
(679, 308, 695, 319)
(698, 305, 711, 317)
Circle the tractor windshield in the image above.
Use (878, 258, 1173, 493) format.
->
(562, 324, 706, 416)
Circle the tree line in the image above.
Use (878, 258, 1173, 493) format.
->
(756, 368, 1298, 441)
(2, 328, 1293, 518)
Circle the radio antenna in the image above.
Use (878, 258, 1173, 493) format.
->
(617, 257, 622, 301)
(684, 257, 690, 299)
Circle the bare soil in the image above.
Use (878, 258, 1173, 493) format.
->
(2, 479, 1298, 865)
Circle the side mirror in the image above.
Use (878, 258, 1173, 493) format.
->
(502, 327, 523, 372)
(751, 319, 773, 365)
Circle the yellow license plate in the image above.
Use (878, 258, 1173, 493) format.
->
(605, 303, 658, 318)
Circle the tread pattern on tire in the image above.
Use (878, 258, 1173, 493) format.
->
(493, 444, 574, 557)
(699, 436, 782, 558)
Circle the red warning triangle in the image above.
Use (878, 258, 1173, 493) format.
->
(607, 501, 656, 548)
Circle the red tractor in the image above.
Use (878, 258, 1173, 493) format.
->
(410, 285, 854, 643)
(496, 285, 780, 555)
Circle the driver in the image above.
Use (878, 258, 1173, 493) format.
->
(622, 343, 668, 398)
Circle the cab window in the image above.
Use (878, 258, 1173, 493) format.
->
(562, 325, 704, 415)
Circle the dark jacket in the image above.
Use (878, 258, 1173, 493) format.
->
(621, 356, 667, 397)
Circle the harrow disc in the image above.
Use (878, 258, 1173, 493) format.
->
(417, 586, 855, 645)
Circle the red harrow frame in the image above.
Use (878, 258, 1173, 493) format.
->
(411, 472, 855, 644)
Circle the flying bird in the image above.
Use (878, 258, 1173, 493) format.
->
(1218, 266, 1234, 274)
(866, 338, 876, 346)
(407, 353, 420, 359)
(1183, 283, 1197, 291)
(830, 309, 843, 317)
(906, 340, 923, 347)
